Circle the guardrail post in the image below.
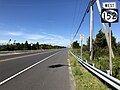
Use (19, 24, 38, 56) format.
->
(92, 63, 94, 67)
(70, 50, 120, 89)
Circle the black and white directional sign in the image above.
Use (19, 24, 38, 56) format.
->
(101, 9, 119, 23)
(103, 2, 116, 9)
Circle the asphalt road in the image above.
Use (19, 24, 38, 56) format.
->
(0, 49, 73, 90)
(0, 50, 54, 60)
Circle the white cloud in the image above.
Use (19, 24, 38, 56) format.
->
(7, 32, 23, 36)
(0, 40, 8, 45)
(3, 31, 70, 46)
(25, 34, 46, 40)
(41, 33, 70, 46)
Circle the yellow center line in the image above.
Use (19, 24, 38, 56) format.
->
(0, 51, 55, 63)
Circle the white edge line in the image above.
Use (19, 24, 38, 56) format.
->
(0, 51, 59, 86)
(67, 59, 76, 90)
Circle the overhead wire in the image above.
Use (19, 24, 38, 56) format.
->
(70, 0, 97, 45)
(70, 0, 79, 42)
(70, 1, 91, 45)
(71, 0, 82, 43)
(71, 0, 80, 36)
(75, 0, 83, 27)
(72, 0, 79, 28)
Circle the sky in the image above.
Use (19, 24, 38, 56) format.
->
(0, 0, 120, 46)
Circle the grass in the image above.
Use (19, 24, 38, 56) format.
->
(71, 48, 120, 80)
(68, 51, 111, 90)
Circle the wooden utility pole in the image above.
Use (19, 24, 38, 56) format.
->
(90, 0, 93, 60)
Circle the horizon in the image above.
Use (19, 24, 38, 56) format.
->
(0, 0, 120, 47)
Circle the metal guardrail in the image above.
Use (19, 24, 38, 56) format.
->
(70, 50, 120, 90)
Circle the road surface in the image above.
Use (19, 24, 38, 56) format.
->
(0, 49, 74, 90)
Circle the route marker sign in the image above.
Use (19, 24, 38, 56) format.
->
(101, 2, 119, 75)
(101, 2, 119, 23)
(101, 9, 119, 23)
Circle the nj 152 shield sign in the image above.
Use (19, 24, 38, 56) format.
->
(101, 9, 119, 23)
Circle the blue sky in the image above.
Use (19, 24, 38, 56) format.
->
(0, 0, 120, 46)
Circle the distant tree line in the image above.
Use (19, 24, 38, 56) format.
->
(0, 41, 66, 51)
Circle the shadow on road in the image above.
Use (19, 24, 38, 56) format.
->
(48, 63, 69, 68)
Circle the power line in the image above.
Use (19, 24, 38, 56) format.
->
(71, 1, 91, 44)
(71, 0, 81, 34)
(71, 0, 96, 45)
(74, 0, 83, 27)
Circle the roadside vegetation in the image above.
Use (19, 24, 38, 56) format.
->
(0, 41, 65, 51)
(70, 29, 120, 80)
(68, 51, 111, 90)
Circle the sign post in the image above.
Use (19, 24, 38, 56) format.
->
(101, 2, 119, 75)
(109, 23, 112, 75)
(80, 34, 84, 60)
